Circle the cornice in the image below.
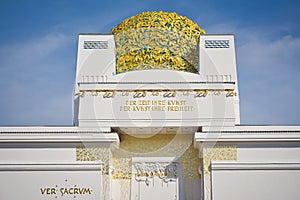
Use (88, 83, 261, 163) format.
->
(0, 163, 102, 171)
(194, 131, 300, 142)
(211, 161, 300, 170)
(0, 131, 119, 143)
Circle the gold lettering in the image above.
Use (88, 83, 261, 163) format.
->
(168, 106, 193, 111)
(74, 188, 79, 195)
(133, 106, 150, 111)
(152, 106, 165, 111)
(167, 100, 186, 105)
(126, 100, 137, 105)
(84, 188, 92, 194)
(120, 106, 130, 111)
(79, 188, 84, 194)
(40, 187, 57, 195)
(60, 188, 69, 197)
(69, 188, 74, 195)
(51, 188, 56, 195)
(121, 99, 193, 112)
(40, 188, 47, 195)
(41, 186, 92, 196)
(138, 100, 151, 105)
(151, 100, 165, 105)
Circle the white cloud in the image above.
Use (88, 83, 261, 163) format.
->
(236, 28, 300, 124)
(0, 32, 75, 125)
(238, 34, 300, 71)
(19, 34, 69, 60)
(0, 33, 72, 66)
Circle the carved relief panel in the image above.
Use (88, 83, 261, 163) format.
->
(131, 157, 179, 200)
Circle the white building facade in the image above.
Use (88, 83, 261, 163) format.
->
(0, 12, 300, 200)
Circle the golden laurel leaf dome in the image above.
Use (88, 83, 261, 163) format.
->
(111, 11, 206, 74)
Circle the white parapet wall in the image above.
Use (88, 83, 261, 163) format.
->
(0, 163, 102, 200)
(74, 34, 240, 128)
(211, 162, 300, 200)
(194, 126, 300, 200)
(0, 127, 120, 200)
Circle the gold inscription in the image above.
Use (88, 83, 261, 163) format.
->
(40, 180, 93, 198)
(120, 99, 193, 112)
(40, 187, 92, 197)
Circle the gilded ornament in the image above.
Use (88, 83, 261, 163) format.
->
(103, 91, 116, 98)
(133, 91, 147, 98)
(203, 146, 237, 174)
(226, 89, 237, 97)
(195, 90, 208, 97)
(111, 11, 205, 74)
(163, 91, 176, 98)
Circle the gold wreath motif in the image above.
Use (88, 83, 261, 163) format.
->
(111, 11, 205, 74)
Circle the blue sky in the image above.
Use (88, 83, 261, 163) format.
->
(0, 0, 299, 125)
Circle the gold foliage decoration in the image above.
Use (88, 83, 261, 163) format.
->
(76, 146, 112, 175)
(112, 134, 201, 179)
(111, 11, 206, 74)
(76, 134, 202, 179)
(203, 145, 237, 174)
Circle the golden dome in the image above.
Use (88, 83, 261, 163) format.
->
(111, 11, 206, 74)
